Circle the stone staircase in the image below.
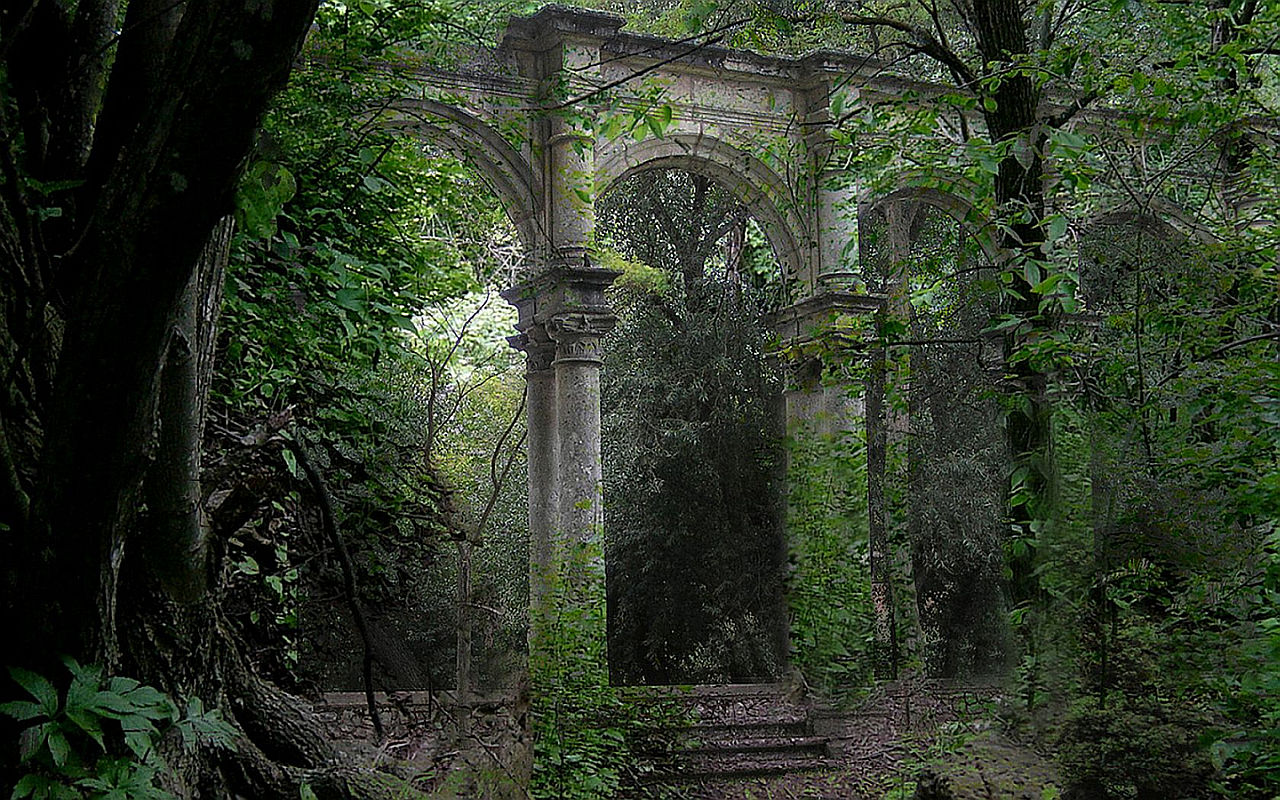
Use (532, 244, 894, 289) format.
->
(634, 683, 832, 782)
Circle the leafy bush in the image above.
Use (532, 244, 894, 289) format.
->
(1204, 525, 1280, 797)
(1, 659, 236, 800)
(1057, 694, 1213, 800)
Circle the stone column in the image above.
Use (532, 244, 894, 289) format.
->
(508, 325, 558, 654)
(769, 292, 886, 681)
(546, 310, 615, 683)
(546, 117, 594, 265)
(504, 266, 618, 687)
(799, 76, 861, 294)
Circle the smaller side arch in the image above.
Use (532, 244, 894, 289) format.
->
(859, 182, 999, 261)
(379, 99, 543, 258)
(1076, 205, 1211, 313)
(858, 184, 1000, 296)
(1082, 199, 1216, 245)
(595, 134, 809, 291)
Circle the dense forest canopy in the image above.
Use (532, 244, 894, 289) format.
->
(1, 0, 1277, 797)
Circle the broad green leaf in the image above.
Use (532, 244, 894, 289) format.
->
(1033, 273, 1064, 294)
(8, 668, 57, 716)
(119, 713, 157, 734)
(1044, 213, 1068, 243)
(1024, 259, 1044, 287)
(46, 729, 70, 767)
(0, 700, 43, 722)
(66, 708, 106, 751)
(104, 675, 138, 691)
(18, 722, 49, 763)
(92, 690, 139, 715)
(125, 685, 169, 712)
(334, 288, 363, 311)
(11, 774, 60, 799)
(124, 729, 154, 760)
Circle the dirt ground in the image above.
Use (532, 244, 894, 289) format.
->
(668, 727, 1062, 799)
(318, 687, 1064, 799)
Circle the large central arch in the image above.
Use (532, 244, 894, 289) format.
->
(365, 5, 883, 690)
(595, 133, 808, 290)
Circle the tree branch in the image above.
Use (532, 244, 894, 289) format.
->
(1154, 329, 1280, 387)
(837, 13, 980, 89)
(285, 437, 384, 740)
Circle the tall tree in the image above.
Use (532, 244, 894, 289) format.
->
(0, 0, 447, 795)
(600, 170, 786, 684)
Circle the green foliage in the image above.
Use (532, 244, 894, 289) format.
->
(235, 161, 297, 240)
(529, 542, 619, 799)
(211, 0, 532, 687)
(785, 403, 876, 702)
(603, 270, 785, 684)
(599, 170, 786, 686)
(1, 660, 236, 800)
(1203, 526, 1280, 796)
(529, 538, 692, 798)
(596, 249, 669, 298)
(1057, 694, 1213, 799)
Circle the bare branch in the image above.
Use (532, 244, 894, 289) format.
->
(837, 13, 980, 88)
(285, 436, 385, 740)
(1154, 329, 1280, 387)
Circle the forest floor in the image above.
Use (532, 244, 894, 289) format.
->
(318, 686, 1064, 799)
(669, 724, 1063, 799)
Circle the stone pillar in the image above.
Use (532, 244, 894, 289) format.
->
(769, 292, 887, 684)
(521, 13, 604, 266)
(546, 115, 594, 265)
(546, 310, 614, 683)
(510, 325, 558, 654)
(503, 266, 618, 687)
(799, 77, 861, 294)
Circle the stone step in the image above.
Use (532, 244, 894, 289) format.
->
(628, 683, 833, 782)
(679, 735, 830, 758)
(681, 720, 813, 743)
(648, 745, 833, 782)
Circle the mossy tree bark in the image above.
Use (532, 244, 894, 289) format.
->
(0, 2, 428, 796)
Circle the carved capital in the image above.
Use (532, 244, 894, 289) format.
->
(507, 327, 557, 374)
(546, 312, 616, 365)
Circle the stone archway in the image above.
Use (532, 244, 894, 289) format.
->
(595, 134, 809, 294)
(380, 5, 901, 689)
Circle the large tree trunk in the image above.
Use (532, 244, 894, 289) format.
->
(969, 0, 1055, 608)
(0, 0, 321, 670)
(0, 2, 435, 797)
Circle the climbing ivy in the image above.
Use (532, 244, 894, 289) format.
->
(784, 394, 876, 702)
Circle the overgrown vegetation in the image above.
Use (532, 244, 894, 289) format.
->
(600, 171, 787, 686)
(2, 0, 1277, 796)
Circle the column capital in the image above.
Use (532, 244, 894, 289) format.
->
(767, 290, 883, 358)
(546, 310, 616, 365)
(503, 265, 621, 369)
(502, 263, 620, 326)
(508, 326, 557, 374)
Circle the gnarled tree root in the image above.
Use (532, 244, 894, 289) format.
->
(216, 638, 432, 800)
